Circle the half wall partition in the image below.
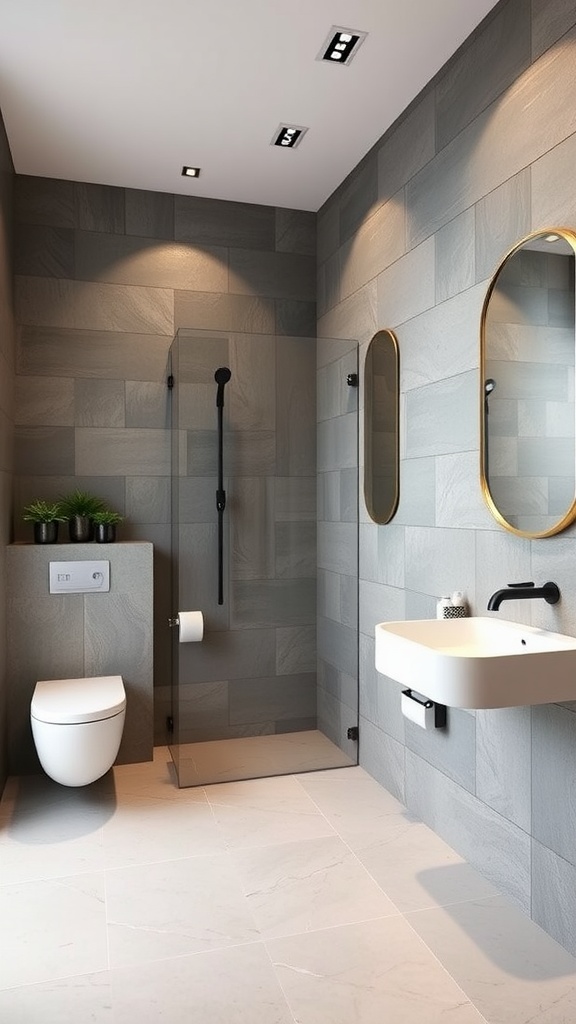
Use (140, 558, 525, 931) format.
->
(169, 328, 358, 785)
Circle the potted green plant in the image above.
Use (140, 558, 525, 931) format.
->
(59, 490, 106, 542)
(22, 499, 67, 544)
(92, 509, 124, 543)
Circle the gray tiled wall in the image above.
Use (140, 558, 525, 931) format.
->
(317, 0, 576, 954)
(0, 112, 15, 790)
(12, 180, 316, 742)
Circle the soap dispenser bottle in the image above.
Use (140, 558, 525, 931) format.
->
(450, 591, 468, 618)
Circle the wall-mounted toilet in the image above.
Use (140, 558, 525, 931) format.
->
(31, 675, 126, 787)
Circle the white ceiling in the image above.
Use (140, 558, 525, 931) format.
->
(1, 0, 500, 212)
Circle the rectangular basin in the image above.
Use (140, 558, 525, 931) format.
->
(375, 616, 576, 708)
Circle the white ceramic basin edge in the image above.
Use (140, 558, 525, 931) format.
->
(375, 616, 576, 709)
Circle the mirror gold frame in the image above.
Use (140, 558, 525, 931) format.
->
(364, 328, 399, 525)
(480, 227, 576, 538)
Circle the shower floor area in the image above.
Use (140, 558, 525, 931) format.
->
(171, 730, 355, 787)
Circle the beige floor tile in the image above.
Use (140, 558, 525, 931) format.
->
(232, 834, 400, 939)
(106, 852, 259, 968)
(0, 873, 108, 990)
(0, 971, 112, 1022)
(267, 916, 486, 1024)
(408, 895, 576, 1024)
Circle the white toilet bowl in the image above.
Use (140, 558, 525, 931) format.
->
(31, 675, 126, 787)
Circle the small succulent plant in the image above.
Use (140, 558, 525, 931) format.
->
(58, 490, 106, 519)
(22, 499, 67, 523)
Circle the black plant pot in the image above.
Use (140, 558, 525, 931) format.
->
(95, 523, 116, 543)
(33, 521, 59, 544)
(68, 514, 94, 543)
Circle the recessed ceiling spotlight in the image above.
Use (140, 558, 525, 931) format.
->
(271, 124, 308, 149)
(181, 166, 201, 178)
(317, 26, 367, 65)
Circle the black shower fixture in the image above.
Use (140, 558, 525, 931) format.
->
(215, 366, 231, 407)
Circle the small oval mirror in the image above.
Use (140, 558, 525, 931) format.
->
(364, 329, 399, 524)
(481, 228, 576, 537)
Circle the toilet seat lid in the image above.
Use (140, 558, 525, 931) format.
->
(31, 675, 126, 724)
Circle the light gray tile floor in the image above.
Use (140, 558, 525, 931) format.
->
(1, 748, 575, 1021)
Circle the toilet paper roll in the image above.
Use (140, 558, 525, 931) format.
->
(178, 610, 204, 643)
(401, 689, 435, 729)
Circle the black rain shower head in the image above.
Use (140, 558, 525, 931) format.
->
(215, 366, 231, 407)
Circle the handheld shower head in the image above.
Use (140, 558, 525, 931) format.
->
(215, 366, 231, 407)
(484, 378, 496, 396)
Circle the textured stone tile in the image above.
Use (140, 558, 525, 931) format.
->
(317, 685, 357, 758)
(318, 659, 357, 713)
(76, 231, 227, 291)
(532, 703, 576, 866)
(17, 326, 171, 382)
(317, 615, 358, 679)
(229, 250, 315, 301)
(406, 750, 531, 912)
(275, 521, 316, 578)
(394, 456, 436, 526)
(231, 579, 315, 629)
(476, 707, 531, 831)
(15, 225, 74, 278)
(125, 477, 170, 524)
(436, 452, 496, 531)
(317, 413, 357, 473)
(275, 298, 316, 337)
(532, 839, 576, 956)
(74, 182, 125, 233)
(435, 210, 476, 304)
(359, 633, 405, 743)
(15, 375, 74, 426)
(177, 627, 276, 684)
(71, 280, 173, 334)
(174, 291, 275, 334)
(275, 208, 316, 255)
(339, 155, 379, 244)
(359, 579, 405, 639)
(125, 381, 169, 428)
(475, 169, 531, 282)
(317, 521, 356, 576)
(230, 477, 275, 581)
(404, 706, 476, 793)
(175, 194, 275, 249)
(276, 624, 316, 675)
(229, 334, 276, 431)
(339, 194, 405, 302)
(377, 236, 435, 327)
(14, 426, 75, 475)
(14, 175, 75, 228)
(405, 371, 477, 458)
(317, 197, 340, 264)
(125, 188, 174, 239)
(359, 716, 405, 802)
(75, 427, 170, 476)
(229, 674, 316, 725)
(531, 130, 576, 228)
(532, 0, 576, 59)
(404, 526, 476, 601)
(276, 336, 316, 475)
(274, 476, 316, 521)
(15, 275, 75, 328)
(378, 90, 436, 204)
(317, 280, 378, 346)
(397, 282, 481, 393)
(408, 27, 576, 245)
(436, 0, 531, 149)
(75, 379, 125, 427)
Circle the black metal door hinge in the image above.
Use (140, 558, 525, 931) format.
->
(347, 726, 359, 741)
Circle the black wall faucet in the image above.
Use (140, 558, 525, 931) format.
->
(487, 581, 560, 611)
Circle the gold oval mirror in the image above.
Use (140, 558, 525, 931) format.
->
(364, 329, 399, 524)
(481, 228, 576, 538)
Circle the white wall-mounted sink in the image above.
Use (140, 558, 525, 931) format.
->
(375, 617, 576, 709)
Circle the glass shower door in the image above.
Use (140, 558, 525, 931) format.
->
(169, 328, 358, 786)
